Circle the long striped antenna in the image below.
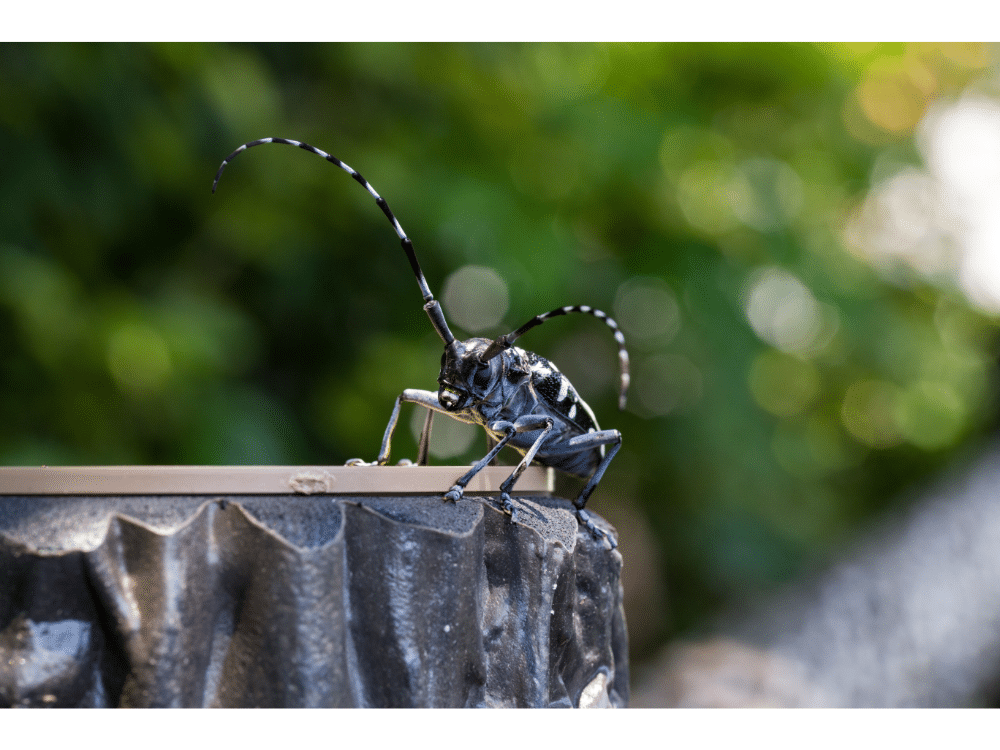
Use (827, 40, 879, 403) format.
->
(213, 137, 456, 346)
(479, 305, 630, 410)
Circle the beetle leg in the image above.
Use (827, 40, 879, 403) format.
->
(495, 415, 556, 518)
(542, 429, 622, 549)
(360, 389, 454, 466)
(486, 433, 499, 467)
(416, 408, 434, 466)
(444, 421, 516, 502)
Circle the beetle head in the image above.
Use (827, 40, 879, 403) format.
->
(437, 338, 499, 411)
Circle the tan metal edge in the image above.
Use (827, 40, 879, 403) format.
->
(0, 465, 555, 496)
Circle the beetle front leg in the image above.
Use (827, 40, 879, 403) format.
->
(416, 408, 434, 466)
(345, 389, 447, 466)
(374, 392, 405, 465)
(443, 421, 517, 503)
(494, 415, 555, 518)
(444, 414, 553, 515)
(485, 433, 500, 467)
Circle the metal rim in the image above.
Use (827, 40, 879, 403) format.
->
(0, 465, 555, 496)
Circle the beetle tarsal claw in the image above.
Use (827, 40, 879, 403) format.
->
(576, 509, 617, 550)
(499, 493, 518, 521)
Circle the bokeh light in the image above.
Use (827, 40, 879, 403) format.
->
(744, 267, 838, 356)
(840, 379, 903, 449)
(409, 407, 478, 460)
(728, 157, 804, 232)
(441, 264, 510, 334)
(632, 353, 702, 418)
(613, 276, 680, 344)
(847, 93, 1000, 314)
(106, 321, 173, 396)
(748, 350, 821, 418)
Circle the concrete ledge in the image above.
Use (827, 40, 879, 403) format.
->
(0, 465, 554, 496)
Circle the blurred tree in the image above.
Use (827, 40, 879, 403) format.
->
(1, 42, 996, 667)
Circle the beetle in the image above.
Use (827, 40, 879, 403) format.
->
(213, 138, 629, 549)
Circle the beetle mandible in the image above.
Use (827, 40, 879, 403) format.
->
(213, 138, 629, 549)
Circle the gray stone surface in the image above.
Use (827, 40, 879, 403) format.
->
(0, 493, 627, 708)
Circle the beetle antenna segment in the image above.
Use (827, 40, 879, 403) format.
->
(480, 305, 630, 410)
(213, 137, 455, 345)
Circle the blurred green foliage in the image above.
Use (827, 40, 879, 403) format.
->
(2, 43, 997, 662)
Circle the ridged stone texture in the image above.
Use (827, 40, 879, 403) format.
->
(0, 494, 628, 707)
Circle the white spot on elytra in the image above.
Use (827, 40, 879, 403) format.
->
(558, 377, 570, 402)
